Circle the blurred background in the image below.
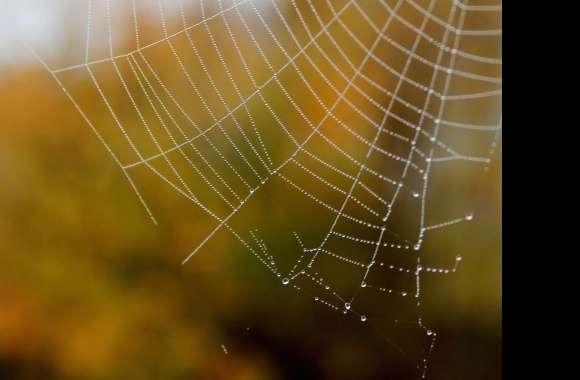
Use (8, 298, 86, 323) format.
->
(0, 0, 501, 379)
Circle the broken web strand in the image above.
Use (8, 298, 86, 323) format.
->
(289, 1, 458, 375)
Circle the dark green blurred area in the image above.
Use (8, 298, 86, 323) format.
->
(0, 1, 500, 379)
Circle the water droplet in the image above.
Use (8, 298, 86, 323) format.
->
(426, 330, 433, 336)
(412, 191, 420, 198)
(360, 315, 367, 322)
(465, 212, 474, 221)
(414, 244, 421, 251)
(456, 255, 463, 261)
(344, 303, 351, 310)
(282, 278, 289, 285)
(361, 282, 367, 288)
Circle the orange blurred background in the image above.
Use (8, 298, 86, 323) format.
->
(0, 1, 501, 379)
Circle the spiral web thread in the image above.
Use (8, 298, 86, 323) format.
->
(27, 0, 501, 377)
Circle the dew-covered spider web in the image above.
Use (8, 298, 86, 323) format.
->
(24, 0, 501, 377)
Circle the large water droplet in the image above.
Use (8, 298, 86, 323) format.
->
(465, 212, 474, 221)
(282, 278, 289, 285)
(360, 315, 367, 322)
(344, 303, 351, 310)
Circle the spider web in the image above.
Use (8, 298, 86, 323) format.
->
(24, 0, 501, 377)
